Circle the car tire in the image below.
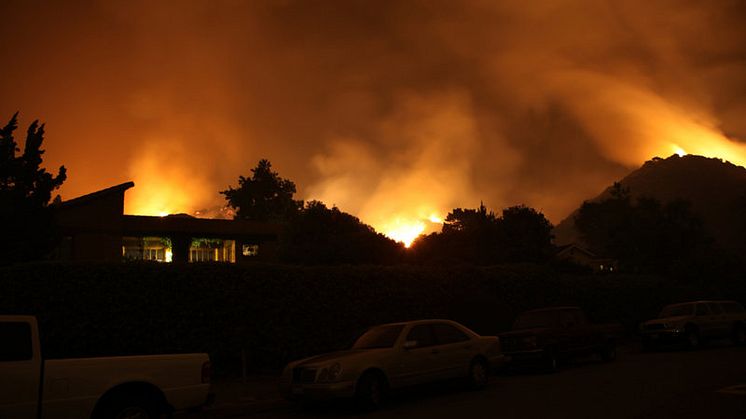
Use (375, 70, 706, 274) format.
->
(600, 342, 617, 362)
(684, 327, 700, 350)
(732, 324, 745, 346)
(467, 358, 489, 390)
(355, 372, 385, 411)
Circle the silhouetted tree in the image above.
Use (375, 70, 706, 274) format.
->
(412, 203, 553, 265)
(0, 113, 67, 264)
(443, 202, 499, 233)
(574, 184, 713, 273)
(501, 205, 554, 263)
(222, 159, 302, 222)
(280, 200, 403, 264)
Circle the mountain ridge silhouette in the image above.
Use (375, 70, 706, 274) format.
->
(554, 154, 746, 254)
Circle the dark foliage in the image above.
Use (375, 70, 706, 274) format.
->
(279, 200, 404, 264)
(221, 159, 303, 222)
(574, 183, 716, 274)
(555, 155, 746, 256)
(0, 113, 66, 264)
(412, 203, 554, 265)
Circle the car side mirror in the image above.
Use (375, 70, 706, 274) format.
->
(403, 340, 418, 350)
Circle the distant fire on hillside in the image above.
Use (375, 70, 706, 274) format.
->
(4, 1, 745, 247)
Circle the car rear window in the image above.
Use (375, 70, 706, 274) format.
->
(0, 322, 33, 362)
(722, 302, 746, 314)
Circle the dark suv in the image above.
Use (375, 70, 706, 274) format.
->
(500, 307, 622, 372)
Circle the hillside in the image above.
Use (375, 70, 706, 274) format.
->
(554, 154, 746, 254)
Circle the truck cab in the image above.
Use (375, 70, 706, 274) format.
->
(0, 315, 212, 419)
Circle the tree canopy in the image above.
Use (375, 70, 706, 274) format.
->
(0, 113, 67, 263)
(221, 159, 303, 222)
(574, 183, 713, 273)
(412, 203, 554, 265)
(279, 200, 404, 264)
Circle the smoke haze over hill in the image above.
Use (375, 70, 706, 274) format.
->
(2, 0, 745, 241)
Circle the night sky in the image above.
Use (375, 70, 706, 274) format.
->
(2, 0, 745, 243)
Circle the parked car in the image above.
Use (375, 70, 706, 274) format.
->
(279, 319, 505, 409)
(499, 306, 622, 372)
(639, 300, 746, 350)
(0, 315, 213, 419)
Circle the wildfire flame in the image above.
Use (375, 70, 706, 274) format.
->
(124, 141, 214, 217)
(379, 212, 444, 247)
(672, 145, 687, 157)
(383, 218, 426, 248)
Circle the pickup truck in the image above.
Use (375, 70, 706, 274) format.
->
(0, 315, 212, 419)
(499, 307, 622, 372)
(639, 300, 746, 350)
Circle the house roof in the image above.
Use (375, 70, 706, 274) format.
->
(555, 242, 597, 258)
(56, 181, 135, 208)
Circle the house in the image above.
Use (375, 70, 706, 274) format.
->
(53, 182, 280, 263)
(555, 243, 617, 272)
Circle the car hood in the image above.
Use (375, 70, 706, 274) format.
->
(292, 349, 383, 368)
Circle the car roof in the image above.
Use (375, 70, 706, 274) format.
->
(374, 319, 464, 327)
(664, 300, 739, 306)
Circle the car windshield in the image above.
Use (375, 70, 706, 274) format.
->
(659, 304, 694, 318)
(351, 325, 404, 349)
(513, 311, 560, 330)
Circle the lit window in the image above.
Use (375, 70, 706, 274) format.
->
(242, 244, 259, 257)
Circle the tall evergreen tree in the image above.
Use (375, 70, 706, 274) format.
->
(0, 113, 67, 264)
(221, 159, 302, 222)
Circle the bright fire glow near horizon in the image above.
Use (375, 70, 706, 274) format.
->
(123, 141, 215, 217)
(7, 1, 746, 245)
(379, 213, 445, 247)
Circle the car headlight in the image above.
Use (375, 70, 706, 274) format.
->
(317, 362, 343, 383)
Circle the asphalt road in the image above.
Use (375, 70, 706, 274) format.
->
(215, 341, 746, 419)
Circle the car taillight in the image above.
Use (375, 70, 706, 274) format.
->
(201, 361, 212, 384)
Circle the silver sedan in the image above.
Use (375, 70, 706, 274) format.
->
(279, 319, 505, 409)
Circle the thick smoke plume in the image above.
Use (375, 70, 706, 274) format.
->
(1, 0, 744, 242)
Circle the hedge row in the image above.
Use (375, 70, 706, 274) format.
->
(1, 262, 744, 376)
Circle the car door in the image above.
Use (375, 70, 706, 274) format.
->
(694, 303, 716, 338)
(558, 310, 585, 354)
(431, 322, 473, 379)
(398, 324, 440, 386)
(707, 303, 729, 337)
(0, 318, 41, 419)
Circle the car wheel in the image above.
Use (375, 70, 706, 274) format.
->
(732, 324, 745, 346)
(600, 342, 617, 362)
(467, 358, 489, 390)
(684, 327, 700, 350)
(355, 372, 385, 411)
